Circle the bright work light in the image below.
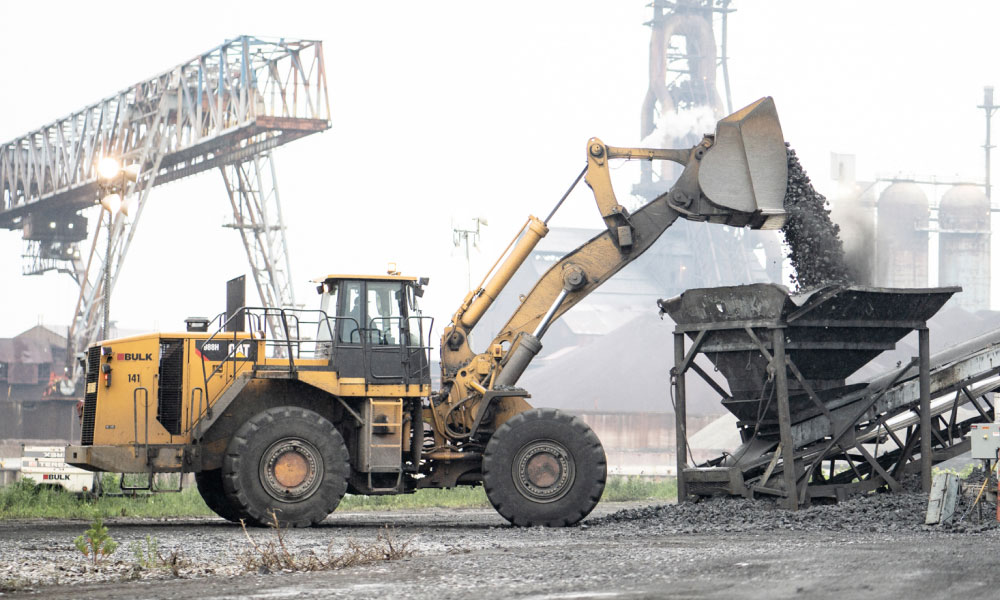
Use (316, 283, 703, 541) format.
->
(97, 157, 121, 180)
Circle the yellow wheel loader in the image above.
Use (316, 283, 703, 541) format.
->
(67, 97, 788, 527)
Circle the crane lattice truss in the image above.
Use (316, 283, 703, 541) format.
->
(0, 36, 329, 382)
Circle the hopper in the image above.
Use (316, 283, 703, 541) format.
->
(658, 283, 959, 427)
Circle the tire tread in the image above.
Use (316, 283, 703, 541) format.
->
(222, 406, 350, 527)
(482, 408, 606, 527)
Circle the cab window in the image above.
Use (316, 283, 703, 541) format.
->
(318, 284, 338, 343)
(406, 285, 424, 347)
(367, 282, 403, 345)
(340, 281, 363, 343)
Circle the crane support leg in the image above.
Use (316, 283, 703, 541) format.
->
(220, 151, 297, 342)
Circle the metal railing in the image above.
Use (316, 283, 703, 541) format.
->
(198, 308, 264, 401)
(188, 306, 434, 436)
(365, 315, 435, 384)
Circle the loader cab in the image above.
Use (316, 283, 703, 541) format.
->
(316, 274, 432, 385)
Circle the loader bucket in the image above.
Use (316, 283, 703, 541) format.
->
(698, 97, 787, 229)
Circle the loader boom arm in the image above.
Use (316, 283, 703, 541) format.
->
(490, 143, 685, 348)
(434, 97, 787, 446)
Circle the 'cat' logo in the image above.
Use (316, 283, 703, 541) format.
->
(117, 353, 152, 361)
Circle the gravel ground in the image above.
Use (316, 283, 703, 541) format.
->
(3, 493, 1000, 600)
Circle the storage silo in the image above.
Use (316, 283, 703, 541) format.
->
(938, 184, 990, 311)
(830, 182, 876, 285)
(876, 182, 929, 287)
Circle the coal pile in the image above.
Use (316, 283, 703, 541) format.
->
(781, 144, 852, 290)
(594, 493, 927, 534)
(593, 486, 999, 535)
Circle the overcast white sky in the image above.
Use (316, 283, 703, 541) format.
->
(1, 1, 998, 338)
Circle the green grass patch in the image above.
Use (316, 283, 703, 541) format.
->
(0, 477, 212, 520)
(0, 475, 676, 520)
(340, 486, 491, 510)
(338, 476, 676, 510)
(933, 462, 979, 479)
(601, 476, 677, 502)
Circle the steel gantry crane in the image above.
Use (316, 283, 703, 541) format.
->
(0, 36, 331, 392)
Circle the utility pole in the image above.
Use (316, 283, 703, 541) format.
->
(979, 86, 998, 201)
(452, 217, 488, 292)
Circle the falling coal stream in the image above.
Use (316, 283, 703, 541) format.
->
(780, 144, 852, 290)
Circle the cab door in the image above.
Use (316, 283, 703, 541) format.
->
(364, 281, 407, 384)
(330, 280, 408, 384)
(332, 280, 366, 379)
(403, 285, 432, 385)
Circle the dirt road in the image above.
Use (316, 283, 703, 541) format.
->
(2, 499, 999, 599)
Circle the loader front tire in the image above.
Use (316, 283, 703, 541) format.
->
(223, 406, 350, 527)
(482, 408, 606, 527)
(195, 469, 246, 523)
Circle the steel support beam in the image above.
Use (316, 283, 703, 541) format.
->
(1, 37, 330, 226)
(771, 328, 798, 510)
(220, 151, 297, 345)
(674, 332, 688, 501)
(919, 327, 932, 492)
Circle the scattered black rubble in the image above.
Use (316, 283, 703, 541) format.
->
(594, 471, 1000, 535)
(594, 493, 930, 534)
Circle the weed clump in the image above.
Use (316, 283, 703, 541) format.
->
(0, 478, 41, 512)
(124, 534, 185, 577)
(239, 511, 413, 574)
(74, 515, 118, 565)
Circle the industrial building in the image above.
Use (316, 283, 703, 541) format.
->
(0, 325, 80, 458)
(830, 177, 993, 312)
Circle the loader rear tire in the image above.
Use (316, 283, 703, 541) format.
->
(195, 469, 246, 523)
(482, 408, 606, 527)
(222, 406, 350, 527)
